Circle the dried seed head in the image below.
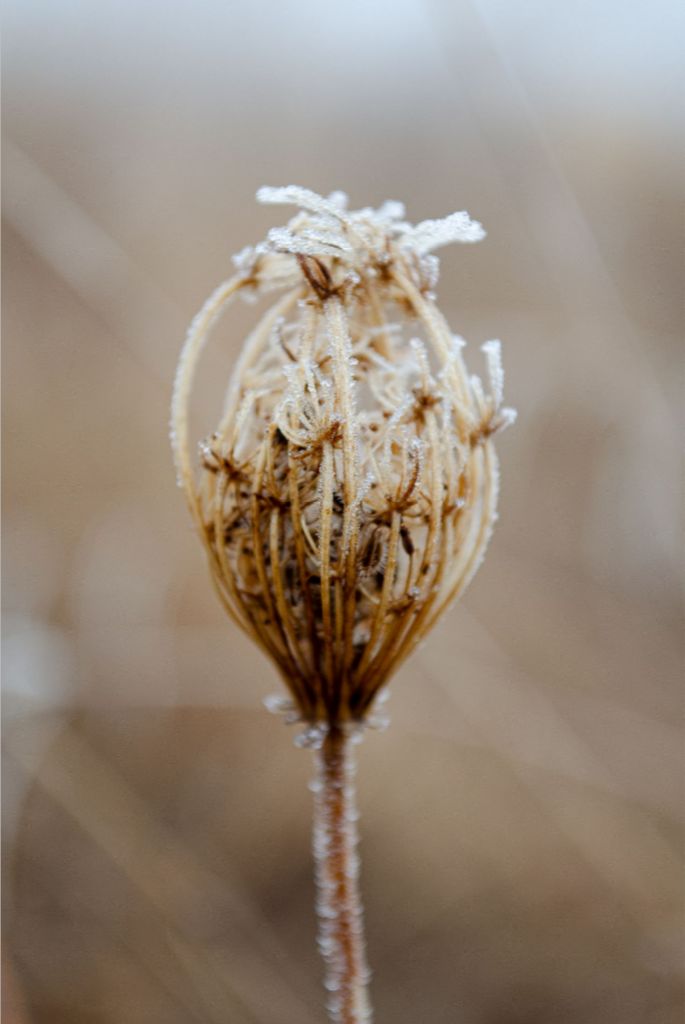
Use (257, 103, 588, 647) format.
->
(171, 187, 515, 727)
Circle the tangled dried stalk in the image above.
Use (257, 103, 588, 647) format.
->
(171, 186, 515, 1023)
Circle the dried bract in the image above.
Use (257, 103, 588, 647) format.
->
(171, 187, 515, 728)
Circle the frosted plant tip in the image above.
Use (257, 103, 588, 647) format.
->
(170, 182, 516, 1024)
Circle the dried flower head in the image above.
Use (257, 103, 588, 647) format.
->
(171, 186, 515, 732)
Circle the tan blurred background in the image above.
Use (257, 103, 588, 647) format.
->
(3, 1, 683, 1021)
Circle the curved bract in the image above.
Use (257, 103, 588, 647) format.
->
(171, 187, 515, 727)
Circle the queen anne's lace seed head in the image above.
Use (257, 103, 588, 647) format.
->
(171, 187, 514, 726)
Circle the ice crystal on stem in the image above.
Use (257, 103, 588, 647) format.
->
(313, 727, 371, 1023)
(170, 187, 514, 1024)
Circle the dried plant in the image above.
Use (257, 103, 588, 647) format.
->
(171, 186, 515, 1023)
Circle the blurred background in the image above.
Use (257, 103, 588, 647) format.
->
(3, 1, 683, 1021)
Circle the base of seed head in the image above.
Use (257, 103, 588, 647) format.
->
(171, 186, 515, 731)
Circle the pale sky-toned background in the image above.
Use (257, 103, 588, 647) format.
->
(3, 2, 683, 1022)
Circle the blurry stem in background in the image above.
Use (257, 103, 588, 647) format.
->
(312, 727, 372, 1024)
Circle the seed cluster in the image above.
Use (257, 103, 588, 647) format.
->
(171, 187, 515, 727)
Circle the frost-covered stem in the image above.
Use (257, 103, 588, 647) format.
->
(312, 727, 372, 1024)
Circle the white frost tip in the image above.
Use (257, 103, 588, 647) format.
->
(376, 199, 406, 221)
(257, 185, 349, 223)
(263, 693, 296, 715)
(365, 713, 391, 732)
(327, 190, 349, 210)
(267, 226, 350, 257)
(232, 245, 256, 274)
(294, 724, 328, 749)
(481, 339, 504, 407)
(402, 211, 486, 254)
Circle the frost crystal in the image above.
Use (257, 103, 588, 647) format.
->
(400, 210, 486, 253)
(257, 185, 351, 222)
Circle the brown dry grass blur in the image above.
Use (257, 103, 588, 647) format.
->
(3, 2, 683, 1022)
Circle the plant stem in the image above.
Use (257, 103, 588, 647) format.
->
(312, 726, 372, 1023)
